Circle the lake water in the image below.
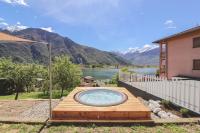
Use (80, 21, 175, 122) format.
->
(82, 67, 157, 80)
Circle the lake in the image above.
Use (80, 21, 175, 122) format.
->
(82, 67, 157, 80)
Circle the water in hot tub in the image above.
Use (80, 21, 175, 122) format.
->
(78, 89, 124, 105)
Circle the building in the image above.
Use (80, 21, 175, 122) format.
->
(153, 26, 200, 79)
(84, 76, 95, 83)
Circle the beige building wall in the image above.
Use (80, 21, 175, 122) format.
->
(167, 31, 200, 78)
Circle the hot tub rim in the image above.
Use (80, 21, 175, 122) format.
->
(74, 88, 128, 107)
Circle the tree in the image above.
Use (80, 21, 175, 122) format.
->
(12, 64, 47, 99)
(109, 73, 119, 84)
(0, 58, 15, 78)
(0, 58, 48, 100)
(23, 64, 48, 93)
(53, 55, 82, 97)
(0, 58, 15, 95)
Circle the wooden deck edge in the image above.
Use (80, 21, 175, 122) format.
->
(0, 119, 47, 124)
(48, 119, 155, 125)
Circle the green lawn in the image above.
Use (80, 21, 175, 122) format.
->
(43, 124, 200, 133)
(0, 89, 72, 100)
(0, 123, 200, 133)
(0, 123, 42, 133)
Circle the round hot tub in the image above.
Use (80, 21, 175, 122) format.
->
(74, 88, 128, 107)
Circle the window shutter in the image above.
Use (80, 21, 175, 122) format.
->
(193, 59, 200, 70)
(193, 37, 200, 48)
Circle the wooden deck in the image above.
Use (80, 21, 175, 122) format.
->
(52, 87, 151, 121)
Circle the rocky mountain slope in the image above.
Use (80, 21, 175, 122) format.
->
(0, 28, 129, 65)
(114, 45, 159, 66)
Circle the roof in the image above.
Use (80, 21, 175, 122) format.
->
(153, 26, 200, 43)
(0, 32, 35, 43)
(84, 76, 94, 80)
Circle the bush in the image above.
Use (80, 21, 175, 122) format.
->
(161, 100, 172, 108)
(180, 108, 189, 116)
(156, 69, 160, 76)
(109, 73, 119, 84)
(120, 67, 129, 72)
(0, 78, 14, 95)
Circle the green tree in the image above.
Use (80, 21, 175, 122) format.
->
(0, 58, 15, 95)
(53, 55, 82, 97)
(120, 67, 129, 72)
(109, 73, 119, 84)
(23, 64, 48, 93)
(0, 58, 48, 100)
(0, 58, 15, 78)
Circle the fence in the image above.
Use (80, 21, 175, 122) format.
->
(119, 71, 200, 114)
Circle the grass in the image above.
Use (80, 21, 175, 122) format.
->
(0, 123, 42, 133)
(41, 123, 200, 133)
(0, 123, 200, 133)
(0, 89, 72, 100)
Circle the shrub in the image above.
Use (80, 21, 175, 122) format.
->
(0, 78, 14, 95)
(156, 69, 160, 76)
(109, 73, 119, 84)
(180, 108, 189, 116)
(161, 100, 171, 108)
(120, 67, 129, 72)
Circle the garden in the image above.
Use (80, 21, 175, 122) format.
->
(0, 55, 82, 100)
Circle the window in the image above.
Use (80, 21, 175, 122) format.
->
(193, 37, 200, 48)
(193, 59, 200, 70)
(161, 44, 166, 52)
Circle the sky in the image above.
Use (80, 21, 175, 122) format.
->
(0, 0, 200, 51)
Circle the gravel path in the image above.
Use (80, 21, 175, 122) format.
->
(18, 100, 59, 122)
(0, 100, 59, 122)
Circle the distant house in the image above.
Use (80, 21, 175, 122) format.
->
(84, 76, 95, 83)
(153, 26, 200, 79)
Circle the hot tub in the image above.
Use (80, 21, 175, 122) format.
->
(74, 88, 128, 107)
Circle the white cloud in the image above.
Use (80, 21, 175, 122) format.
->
(0, 18, 28, 32)
(0, 0, 28, 6)
(0, 17, 54, 33)
(41, 27, 54, 32)
(0, 17, 8, 27)
(0, 22, 8, 26)
(164, 20, 176, 29)
(0, 17, 8, 26)
(5, 22, 28, 32)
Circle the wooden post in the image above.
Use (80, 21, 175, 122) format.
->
(48, 43, 52, 119)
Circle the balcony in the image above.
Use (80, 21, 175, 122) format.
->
(160, 52, 166, 59)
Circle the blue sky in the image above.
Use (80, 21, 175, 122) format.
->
(0, 0, 200, 51)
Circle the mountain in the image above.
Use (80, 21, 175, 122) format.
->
(0, 28, 129, 65)
(113, 45, 160, 66)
